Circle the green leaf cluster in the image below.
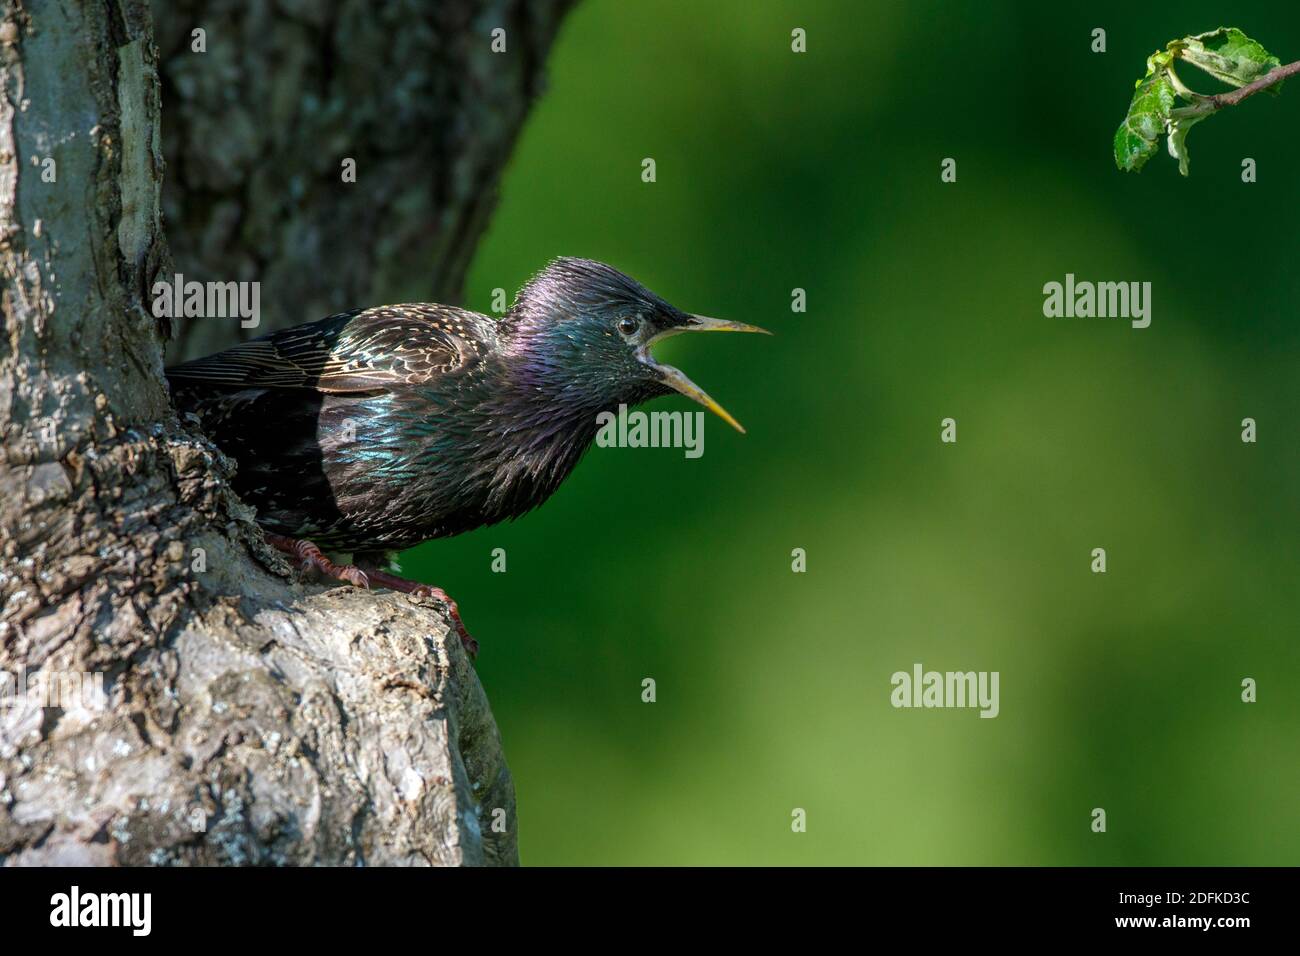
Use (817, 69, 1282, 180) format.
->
(1113, 27, 1282, 176)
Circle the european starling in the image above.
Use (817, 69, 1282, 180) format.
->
(167, 258, 768, 653)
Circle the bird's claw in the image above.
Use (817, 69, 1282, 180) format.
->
(337, 565, 370, 589)
(265, 534, 478, 658)
(279, 536, 370, 590)
(409, 585, 478, 658)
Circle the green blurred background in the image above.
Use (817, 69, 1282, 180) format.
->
(403, 0, 1299, 864)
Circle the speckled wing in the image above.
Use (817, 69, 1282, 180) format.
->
(166, 304, 489, 394)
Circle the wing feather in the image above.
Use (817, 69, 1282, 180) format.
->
(166, 305, 490, 393)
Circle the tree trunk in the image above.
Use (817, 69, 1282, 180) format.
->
(157, 0, 572, 362)
(0, 0, 570, 866)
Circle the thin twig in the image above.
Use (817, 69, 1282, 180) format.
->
(1209, 59, 1300, 108)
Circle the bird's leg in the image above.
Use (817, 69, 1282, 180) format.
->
(264, 534, 478, 657)
(355, 565, 479, 658)
(265, 533, 370, 588)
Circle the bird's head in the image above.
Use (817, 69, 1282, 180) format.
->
(504, 257, 769, 432)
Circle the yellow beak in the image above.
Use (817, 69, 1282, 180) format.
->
(639, 314, 771, 434)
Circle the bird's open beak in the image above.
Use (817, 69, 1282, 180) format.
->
(638, 314, 771, 434)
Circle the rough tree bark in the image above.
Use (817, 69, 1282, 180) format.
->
(0, 0, 571, 865)
(158, 0, 572, 361)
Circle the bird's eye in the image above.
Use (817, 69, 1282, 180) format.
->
(616, 317, 640, 337)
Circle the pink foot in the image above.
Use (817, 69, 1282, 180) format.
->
(265, 534, 478, 657)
